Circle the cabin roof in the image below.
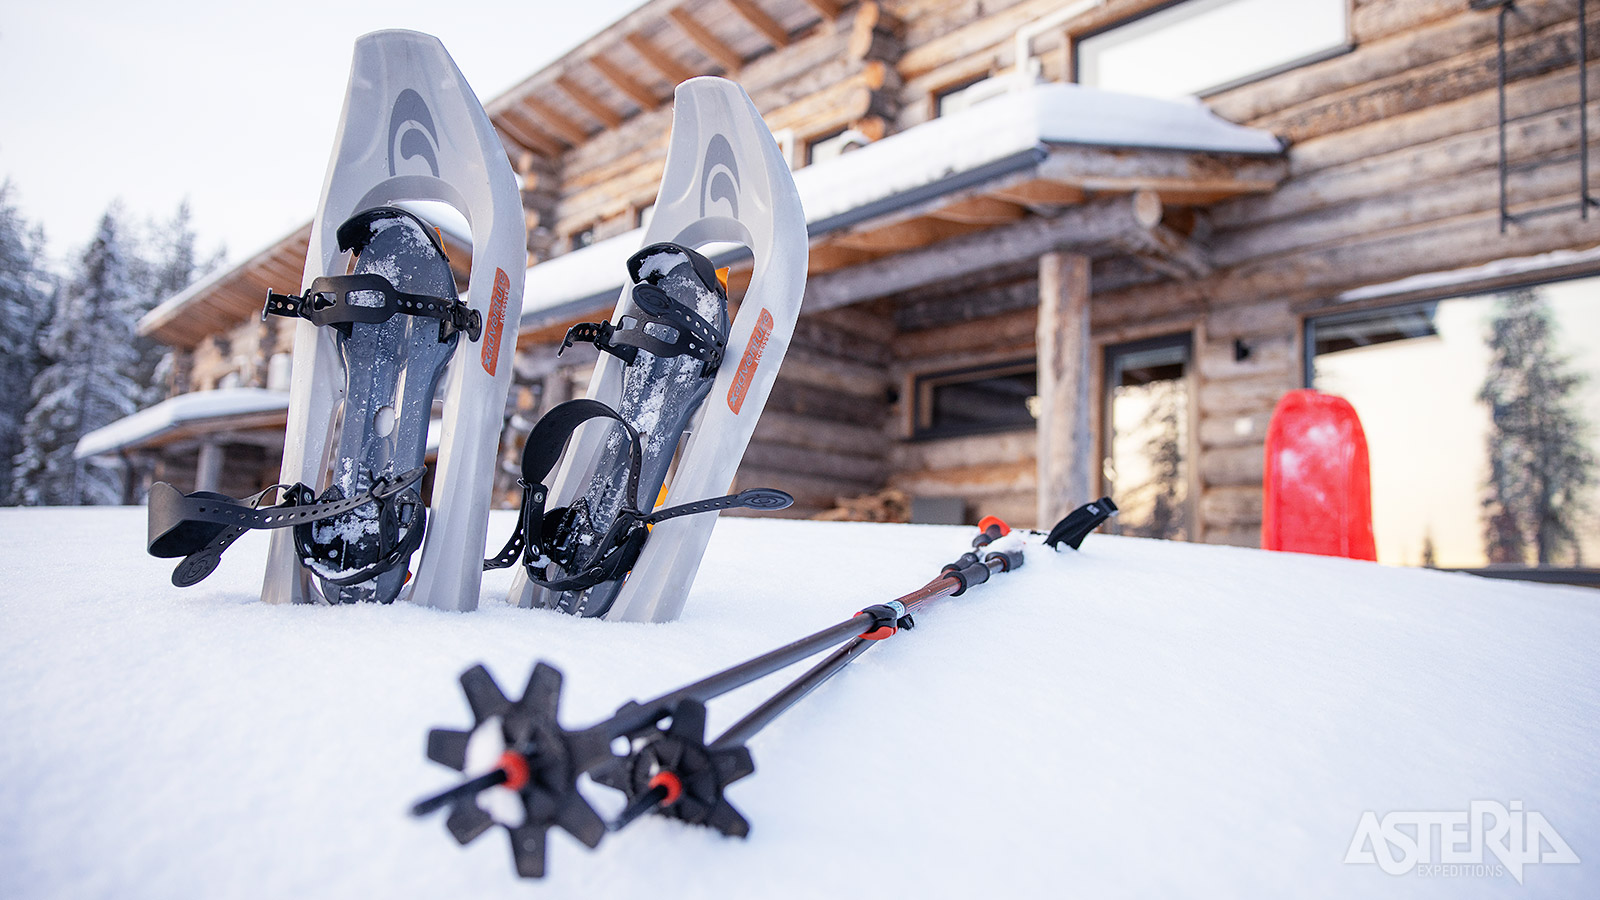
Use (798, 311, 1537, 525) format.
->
(518, 82, 1284, 329)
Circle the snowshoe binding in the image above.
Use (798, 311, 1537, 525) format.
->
(147, 207, 468, 601)
(505, 77, 809, 623)
(147, 30, 526, 609)
(485, 243, 792, 614)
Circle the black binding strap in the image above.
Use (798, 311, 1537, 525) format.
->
(559, 244, 726, 377)
(485, 399, 792, 593)
(262, 206, 479, 343)
(147, 466, 426, 588)
(264, 274, 481, 343)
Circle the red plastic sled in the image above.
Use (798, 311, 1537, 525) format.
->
(1261, 389, 1377, 560)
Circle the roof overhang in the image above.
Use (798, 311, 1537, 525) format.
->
(517, 82, 1285, 334)
(75, 388, 292, 459)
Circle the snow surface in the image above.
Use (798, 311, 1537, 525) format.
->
(2, 508, 1596, 899)
(518, 82, 1282, 323)
(74, 388, 290, 459)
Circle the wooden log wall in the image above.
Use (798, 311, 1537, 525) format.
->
(1091, 0, 1600, 546)
(733, 304, 896, 518)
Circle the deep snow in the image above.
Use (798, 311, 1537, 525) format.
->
(1, 507, 1596, 898)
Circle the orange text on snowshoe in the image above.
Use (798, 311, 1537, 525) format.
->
(727, 308, 773, 414)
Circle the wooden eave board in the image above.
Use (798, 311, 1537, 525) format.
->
(801, 145, 1281, 278)
(486, 0, 832, 158)
(141, 231, 312, 349)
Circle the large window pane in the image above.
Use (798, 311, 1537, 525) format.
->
(1077, 0, 1349, 99)
(1310, 277, 1600, 569)
(1104, 335, 1191, 540)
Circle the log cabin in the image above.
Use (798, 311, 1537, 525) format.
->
(82, 0, 1600, 579)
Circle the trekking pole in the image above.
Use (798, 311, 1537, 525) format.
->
(411, 502, 1113, 877)
(596, 503, 1119, 836)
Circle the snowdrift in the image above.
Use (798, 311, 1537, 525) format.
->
(1, 508, 1595, 898)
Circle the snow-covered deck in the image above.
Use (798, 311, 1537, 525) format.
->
(2, 509, 1594, 897)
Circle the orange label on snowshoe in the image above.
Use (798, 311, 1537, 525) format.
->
(481, 268, 509, 376)
(727, 308, 773, 415)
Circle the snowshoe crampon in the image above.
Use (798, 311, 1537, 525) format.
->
(146, 30, 526, 608)
(504, 77, 808, 622)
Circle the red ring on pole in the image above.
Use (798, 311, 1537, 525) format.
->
(649, 771, 683, 807)
(498, 750, 530, 791)
(977, 515, 1010, 536)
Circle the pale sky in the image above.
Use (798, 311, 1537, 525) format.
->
(0, 0, 645, 268)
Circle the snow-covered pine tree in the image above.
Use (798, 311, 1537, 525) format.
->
(1478, 287, 1597, 566)
(12, 208, 141, 505)
(128, 201, 222, 408)
(0, 182, 54, 506)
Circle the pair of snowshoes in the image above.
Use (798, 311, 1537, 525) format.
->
(147, 33, 808, 623)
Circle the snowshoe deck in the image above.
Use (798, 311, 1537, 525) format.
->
(506, 77, 808, 623)
(262, 30, 526, 609)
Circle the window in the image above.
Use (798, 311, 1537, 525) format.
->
(913, 360, 1038, 439)
(1103, 334, 1192, 541)
(569, 225, 596, 252)
(934, 76, 990, 118)
(1075, 0, 1349, 99)
(1308, 275, 1600, 573)
(804, 128, 870, 167)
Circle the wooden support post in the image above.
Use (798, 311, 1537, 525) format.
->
(196, 440, 225, 494)
(1036, 251, 1092, 529)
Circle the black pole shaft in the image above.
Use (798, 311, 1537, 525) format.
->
(411, 767, 509, 816)
(609, 784, 671, 831)
(708, 556, 1009, 751)
(711, 637, 875, 750)
(604, 613, 878, 739)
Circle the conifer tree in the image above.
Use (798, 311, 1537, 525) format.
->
(0, 182, 53, 506)
(11, 208, 141, 505)
(128, 201, 222, 407)
(1478, 287, 1596, 565)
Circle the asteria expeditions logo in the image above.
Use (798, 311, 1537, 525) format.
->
(1345, 801, 1580, 884)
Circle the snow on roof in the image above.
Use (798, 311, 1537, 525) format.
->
(2, 509, 1594, 897)
(520, 82, 1282, 326)
(74, 387, 291, 459)
(1334, 245, 1600, 305)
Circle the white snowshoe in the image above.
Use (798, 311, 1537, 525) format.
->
(500, 77, 807, 623)
(146, 31, 525, 610)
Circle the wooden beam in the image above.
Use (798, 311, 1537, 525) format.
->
(1112, 221, 1215, 280)
(625, 32, 697, 85)
(726, 0, 791, 47)
(521, 97, 590, 147)
(555, 75, 624, 129)
(669, 8, 745, 71)
(804, 193, 1162, 311)
(494, 110, 566, 158)
(799, 0, 843, 21)
(927, 195, 1028, 225)
(589, 55, 662, 111)
(1036, 251, 1093, 526)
